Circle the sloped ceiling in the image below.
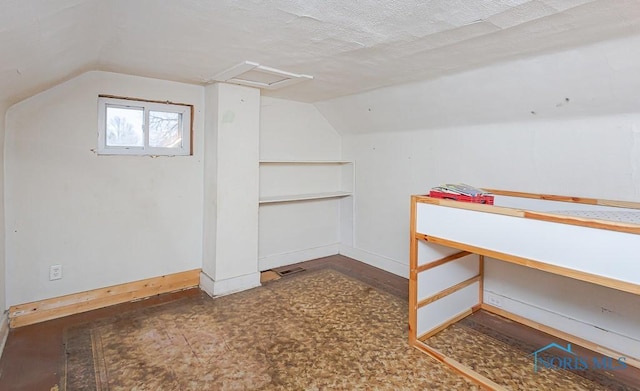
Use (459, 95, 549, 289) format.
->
(1, 0, 640, 106)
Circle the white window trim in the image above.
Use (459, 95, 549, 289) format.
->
(97, 96, 192, 156)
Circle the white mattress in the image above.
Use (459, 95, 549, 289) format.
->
(551, 210, 640, 224)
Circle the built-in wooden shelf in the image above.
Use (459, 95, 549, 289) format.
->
(259, 160, 352, 165)
(257, 159, 356, 270)
(259, 191, 352, 204)
(258, 160, 354, 206)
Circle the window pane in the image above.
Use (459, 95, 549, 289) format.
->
(149, 111, 182, 148)
(105, 106, 144, 147)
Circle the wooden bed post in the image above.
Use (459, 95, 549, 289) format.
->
(478, 255, 485, 306)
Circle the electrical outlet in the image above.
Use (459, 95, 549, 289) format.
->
(485, 293, 503, 308)
(49, 264, 62, 281)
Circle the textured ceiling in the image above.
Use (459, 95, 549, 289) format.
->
(1, 0, 640, 105)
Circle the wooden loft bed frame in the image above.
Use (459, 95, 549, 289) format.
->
(409, 189, 640, 390)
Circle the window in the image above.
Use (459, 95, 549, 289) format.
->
(97, 96, 192, 156)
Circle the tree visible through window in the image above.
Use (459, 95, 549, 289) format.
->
(149, 111, 181, 148)
(98, 96, 192, 156)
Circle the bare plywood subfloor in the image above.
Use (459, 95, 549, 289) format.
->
(259, 270, 281, 283)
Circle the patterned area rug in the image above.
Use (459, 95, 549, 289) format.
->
(64, 269, 478, 390)
(63, 269, 633, 390)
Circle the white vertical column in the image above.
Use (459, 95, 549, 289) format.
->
(201, 83, 260, 296)
(0, 103, 6, 313)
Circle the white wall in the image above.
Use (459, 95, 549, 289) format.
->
(260, 97, 341, 161)
(341, 116, 640, 270)
(2, 77, 345, 306)
(316, 34, 640, 357)
(258, 97, 343, 269)
(0, 103, 6, 314)
(5, 71, 204, 307)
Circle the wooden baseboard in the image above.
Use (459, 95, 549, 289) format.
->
(0, 311, 8, 359)
(9, 269, 201, 328)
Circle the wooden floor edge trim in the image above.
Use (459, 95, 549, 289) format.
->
(8, 269, 201, 328)
(480, 304, 640, 370)
(11, 269, 201, 312)
(412, 340, 507, 391)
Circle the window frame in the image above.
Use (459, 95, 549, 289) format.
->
(97, 95, 193, 156)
